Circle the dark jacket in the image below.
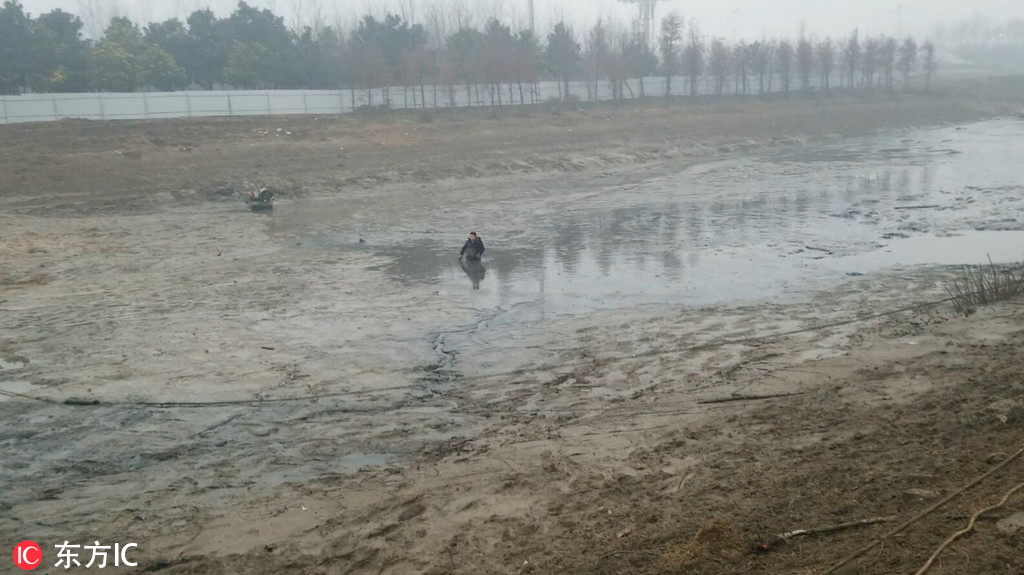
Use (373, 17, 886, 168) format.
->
(460, 237, 485, 259)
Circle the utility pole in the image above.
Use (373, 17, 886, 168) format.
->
(529, 0, 535, 35)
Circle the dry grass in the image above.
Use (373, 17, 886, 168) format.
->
(945, 256, 1024, 315)
(658, 520, 742, 572)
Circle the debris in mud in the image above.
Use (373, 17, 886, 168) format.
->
(903, 488, 940, 500)
(660, 520, 741, 569)
(894, 204, 941, 210)
(754, 515, 897, 554)
(805, 245, 832, 254)
(63, 398, 100, 406)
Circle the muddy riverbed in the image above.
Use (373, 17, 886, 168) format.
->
(2, 102, 1023, 574)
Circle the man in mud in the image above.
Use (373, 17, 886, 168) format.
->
(459, 232, 485, 262)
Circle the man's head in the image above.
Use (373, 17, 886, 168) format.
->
(468, 232, 478, 240)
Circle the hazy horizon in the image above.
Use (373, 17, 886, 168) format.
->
(14, 0, 1024, 41)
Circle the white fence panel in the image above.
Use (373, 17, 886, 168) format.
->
(145, 93, 190, 118)
(1, 77, 812, 125)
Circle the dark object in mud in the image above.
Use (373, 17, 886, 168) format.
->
(64, 398, 100, 405)
(246, 187, 276, 211)
(894, 204, 940, 210)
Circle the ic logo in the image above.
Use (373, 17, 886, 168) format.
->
(13, 541, 42, 571)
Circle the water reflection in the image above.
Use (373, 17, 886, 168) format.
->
(459, 259, 486, 290)
(304, 120, 1023, 316)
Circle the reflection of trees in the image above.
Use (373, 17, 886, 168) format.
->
(552, 220, 585, 273)
(896, 169, 911, 194)
(685, 202, 704, 245)
(920, 163, 935, 194)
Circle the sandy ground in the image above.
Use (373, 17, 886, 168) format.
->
(2, 78, 1024, 574)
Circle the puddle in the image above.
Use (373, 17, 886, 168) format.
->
(0, 380, 36, 402)
(826, 231, 1024, 272)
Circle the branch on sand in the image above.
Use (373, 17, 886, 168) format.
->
(755, 516, 897, 553)
(698, 392, 807, 405)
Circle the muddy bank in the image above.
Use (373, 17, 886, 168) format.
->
(1, 77, 1021, 217)
(1, 78, 1024, 575)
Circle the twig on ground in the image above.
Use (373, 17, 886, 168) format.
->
(914, 480, 1024, 575)
(777, 516, 897, 540)
(699, 392, 807, 405)
(759, 517, 896, 553)
(894, 205, 940, 210)
(820, 443, 1024, 575)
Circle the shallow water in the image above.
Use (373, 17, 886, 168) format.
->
(376, 118, 1024, 315)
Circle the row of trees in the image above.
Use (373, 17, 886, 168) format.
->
(1, 0, 938, 101)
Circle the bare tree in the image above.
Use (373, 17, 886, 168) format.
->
(659, 13, 683, 97)
(921, 40, 936, 89)
(77, 0, 110, 39)
(396, 0, 417, 24)
(843, 30, 860, 88)
(879, 36, 897, 89)
(683, 24, 703, 96)
(288, 0, 305, 31)
(308, 0, 325, 34)
(817, 38, 835, 91)
(776, 39, 794, 93)
(861, 36, 879, 87)
(585, 18, 608, 102)
(796, 35, 814, 92)
(622, 19, 657, 97)
(734, 41, 749, 94)
(748, 40, 769, 93)
(708, 38, 730, 96)
(604, 31, 628, 101)
(897, 37, 918, 90)
(765, 40, 777, 92)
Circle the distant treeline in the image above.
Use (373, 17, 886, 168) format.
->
(1, 0, 939, 101)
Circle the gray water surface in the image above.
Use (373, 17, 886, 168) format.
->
(374, 119, 1024, 316)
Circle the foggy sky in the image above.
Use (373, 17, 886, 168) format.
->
(16, 0, 1024, 41)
